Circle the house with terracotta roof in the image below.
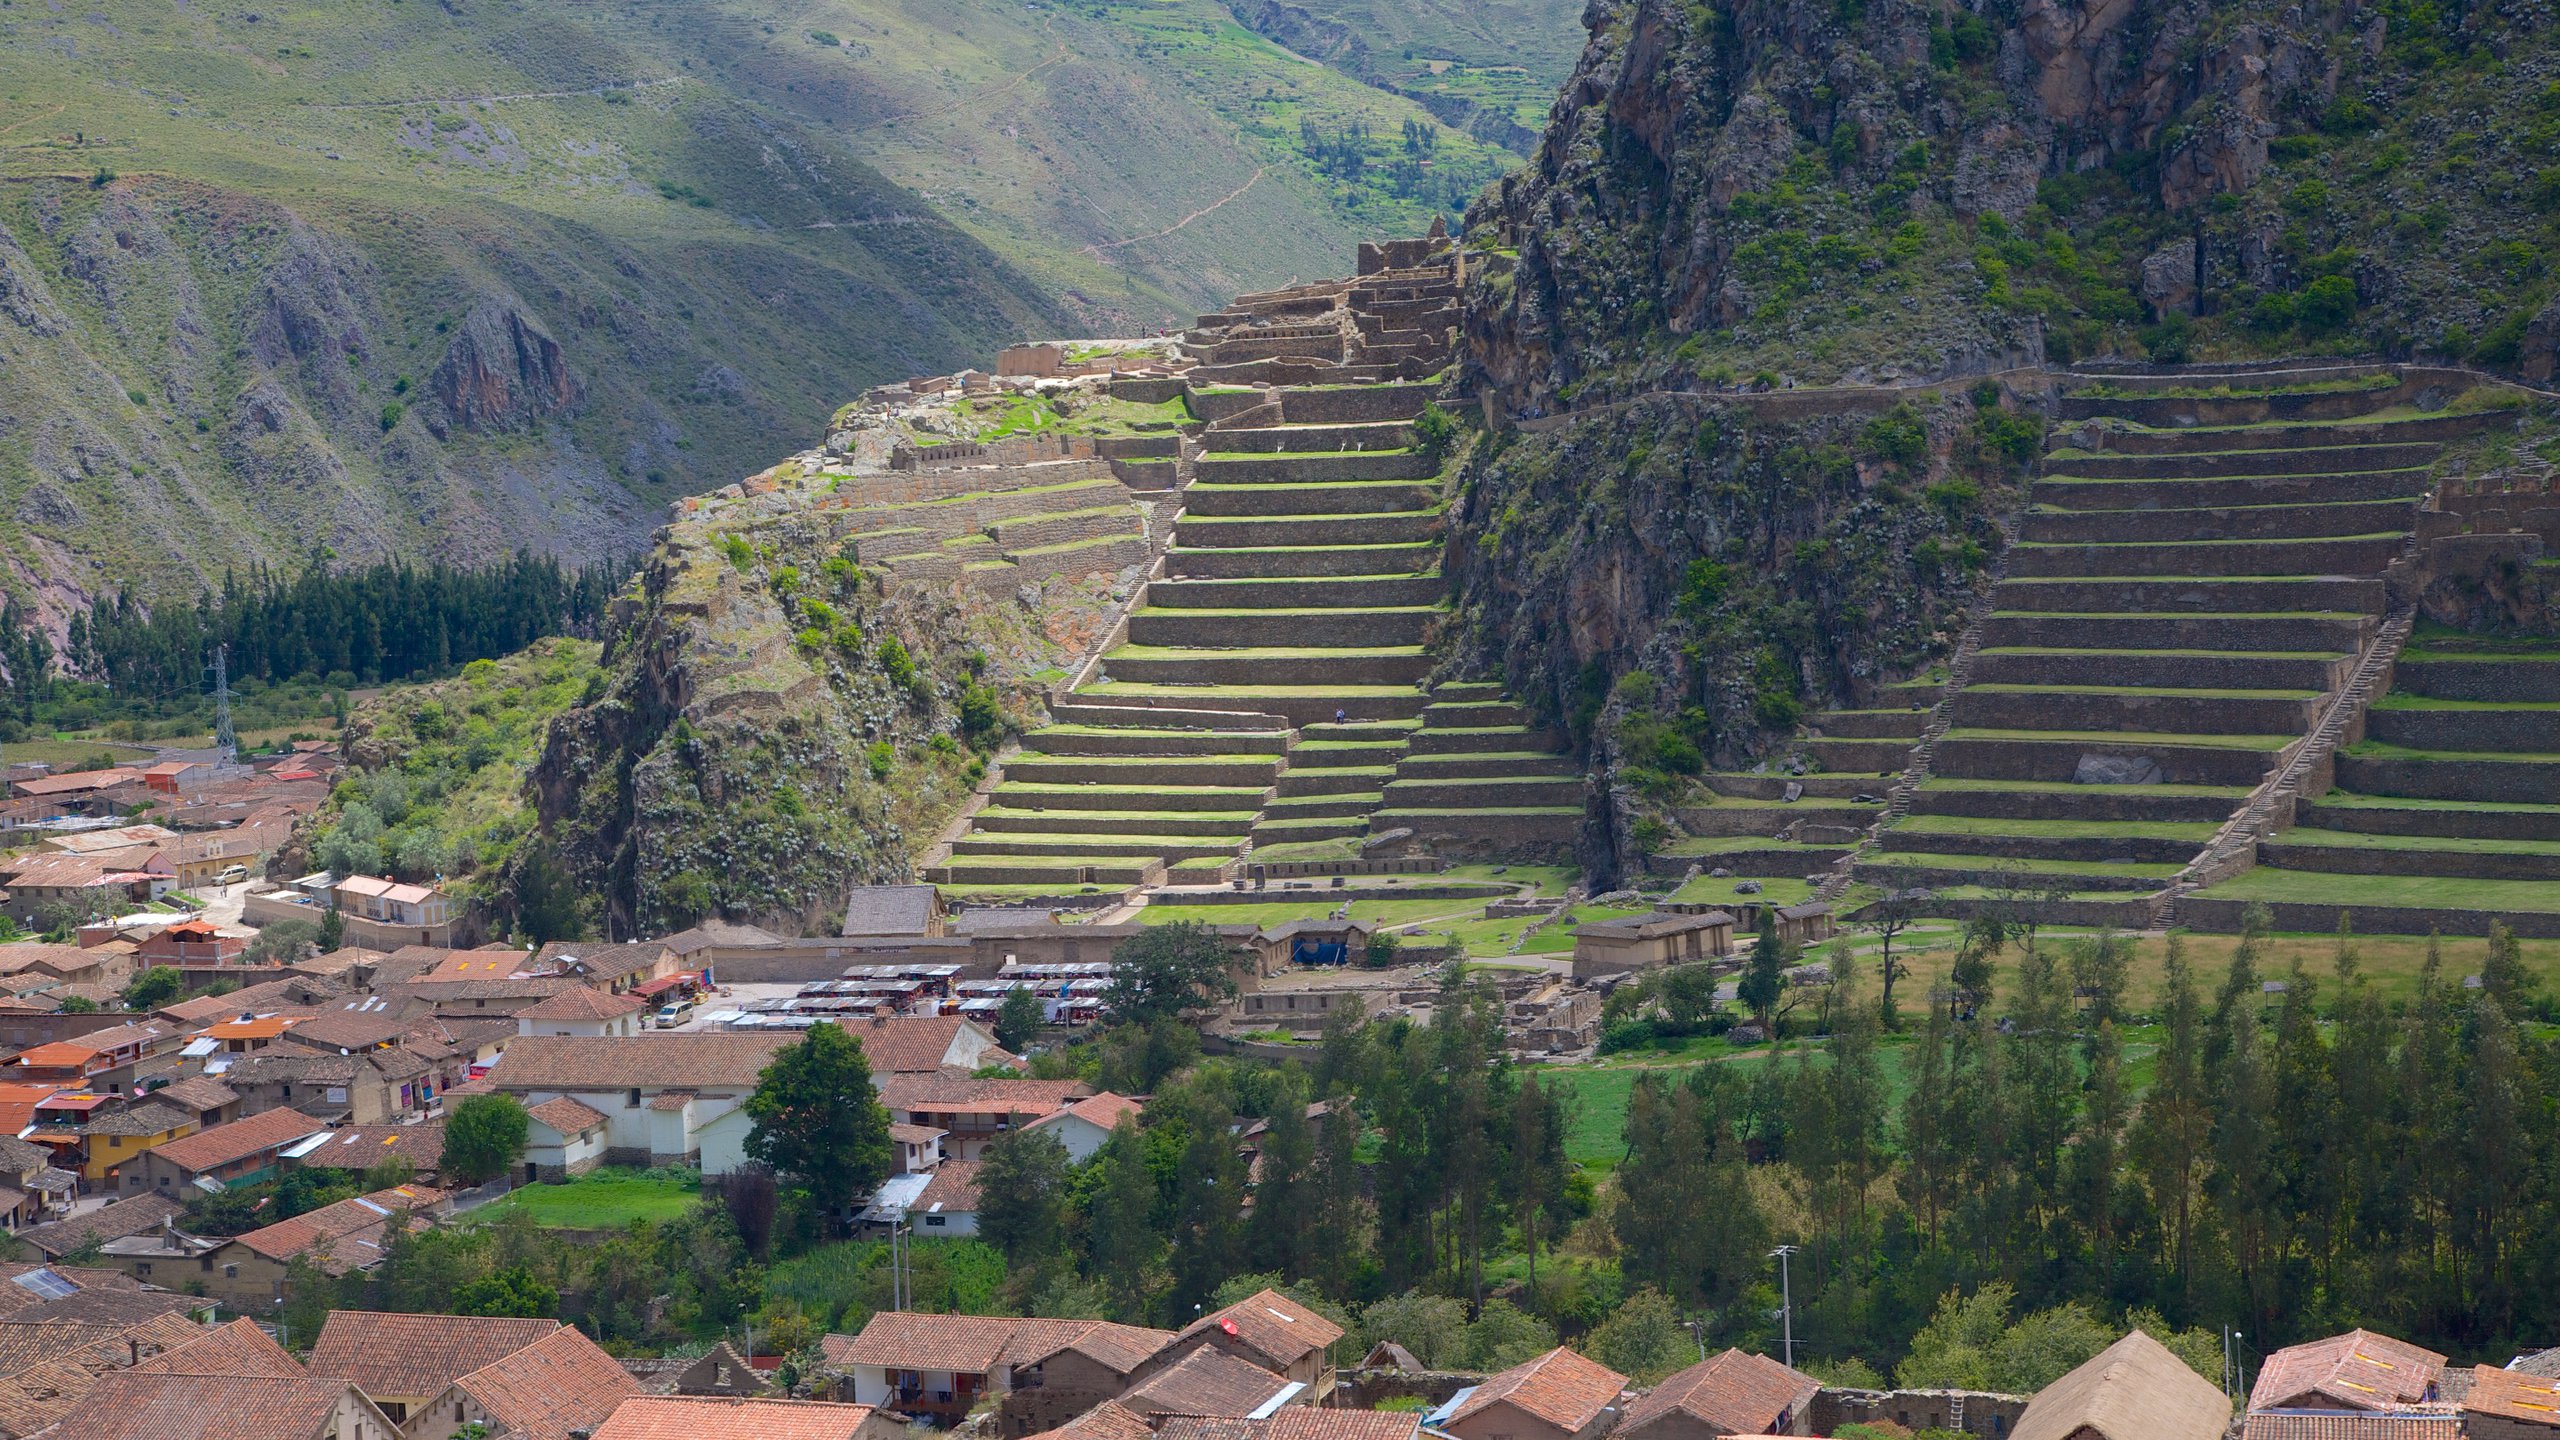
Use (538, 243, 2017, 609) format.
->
(410, 1321, 644, 1440)
(1021, 1398, 1160, 1440)
(2240, 1414, 2464, 1440)
(14, 1192, 186, 1261)
(514, 983, 649, 1038)
(595, 1395, 897, 1440)
(909, 1159, 983, 1237)
(329, 874, 452, 938)
(1612, 1348, 1811, 1440)
(529, 939, 684, 992)
(31, 1369, 401, 1440)
(277, 1120, 447, 1183)
(1025, 1092, 1147, 1162)
(825, 1313, 1108, 1425)
(1160, 1289, 1346, 1398)
(1120, 1348, 1303, 1421)
(1434, 1347, 1627, 1440)
(7, 1019, 184, 1094)
(2463, 1366, 2560, 1440)
(524, 1096, 612, 1182)
(194, 1184, 445, 1309)
(837, 1012, 1012, 1075)
(2013, 1331, 2230, 1440)
(867, 1076, 1092, 1161)
(998, 1324, 1178, 1437)
(308, 1310, 566, 1427)
(489, 1032, 798, 1169)
(2250, 1331, 2447, 1413)
(129, 1105, 327, 1193)
(134, 917, 247, 967)
(0, 852, 165, 921)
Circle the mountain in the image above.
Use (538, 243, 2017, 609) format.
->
(1462, 0, 2560, 412)
(0, 0, 1536, 634)
(1223, 0, 1592, 151)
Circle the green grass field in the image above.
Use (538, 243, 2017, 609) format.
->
(465, 1168, 701, 1230)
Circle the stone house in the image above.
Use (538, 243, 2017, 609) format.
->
(1435, 1348, 1625, 1440)
(1154, 1289, 1344, 1398)
(219, 1047, 436, 1125)
(193, 1184, 444, 1311)
(1230, 987, 1389, 1033)
(1614, 1349, 1818, 1440)
(2250, 1331, 2445, 1411)
(13, 1191, 186, 1261)
(1000, 1324, 1177, 1436)
(1120, 1349, 1303, 1420)
(1570, 913, 1735, 979)
(129, 1105, 327, 1194)
(2465, 1368, 2560, 1440)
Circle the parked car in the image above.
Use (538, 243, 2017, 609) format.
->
(653, 1000, 694, 1029)
(215, 864, 249, 884)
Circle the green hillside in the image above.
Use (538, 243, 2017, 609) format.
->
(1220, 0, 1592, 148)
(0, 0, 1522, 623)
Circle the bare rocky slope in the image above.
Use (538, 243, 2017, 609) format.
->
(1441, 0, 2560, 881)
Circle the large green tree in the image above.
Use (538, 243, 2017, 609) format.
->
(744, 1022, 893, 1220)
(976, 1126, 1071, 1264)
(440, 1095, 531, 1186)
(1104, 922, 1238, 1026)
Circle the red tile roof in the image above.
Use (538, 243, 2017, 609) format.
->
(139, 1106, 326, 1175)
(2464, 1366, 2560, 1428)
(28, 1371, 371, 1440)
(825, 1313, 1099, 1374)
(1450, 1347, 1626, 1433)
(1024, 1322, 1178, 1376)
(878, 1076, 1090, 1117)
(491, 1033, 792, 1091)
(518, 985, 650, 1020)
(307, 1311, 562, 1399)
(1178, 1289, 1344, 1370)
(450, 1323, 644, 1439)
(838, 1014, 994, 1073)
(594, 1396, 879, 1440)
(527, 1096, 610, 1136)
(229, 1184, 443, 1270)
(129, 1316, 306, 1378)
(1030, 1092, 1146, 1136)
(2241, 1415, 2464, 1440)
(2252, 1332, 2448, 1412)
(1155, 1411, 1423, 1440)
(1618, 1349, 1816, 1438)
(1022, 1399, 1159, 1440)
(1121, 1348, 1297, 1419)
(917, 1159, 983, 1217)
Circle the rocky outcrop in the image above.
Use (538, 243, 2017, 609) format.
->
(431, 300, 585, 434)
(1457, 0, 2373, 411)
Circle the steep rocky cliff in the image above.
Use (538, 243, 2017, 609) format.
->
(1462, 0, 2560, 414)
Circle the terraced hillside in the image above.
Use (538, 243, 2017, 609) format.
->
(2189, 632, 2560, 938)
(932, 242, 1581, 901)
(1841, 368, 2508, 925)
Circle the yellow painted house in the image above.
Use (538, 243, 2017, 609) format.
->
(81, 1096, 200, 1188)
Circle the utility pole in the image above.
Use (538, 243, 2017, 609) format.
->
(1771, 1245, 1797, 1369)
(208, 643, 237, 760)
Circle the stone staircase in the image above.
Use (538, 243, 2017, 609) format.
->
(2182, 631, 2560, 937)
(930, 240, 1582, 899)
(1843, 367, 2463, 923)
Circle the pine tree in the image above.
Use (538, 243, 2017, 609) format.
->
(2131, 936, 2211, 1306)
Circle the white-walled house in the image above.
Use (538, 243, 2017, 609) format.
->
(1023, 1091, 1145, 1163)
(522, 1096, 611, 1183)
(487, 1034, 789, 1168)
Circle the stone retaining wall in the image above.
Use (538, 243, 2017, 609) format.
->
(1280, 385, 1436, 424)
(2022, 499, 2418, 544)
(1127, 608, 1431, 648)
(1177, 514, 1441, 547)
(1980, 612, 2371, 651)
(2006, 535, 2406, 578)
(2260, 840, 2560, 881)
(2396, 659, 2560, 702)
(2366, 706, 2560, 751)
(1933, 737, 2278, 787)
(2064, 442, 2437, 480)
(2178, 895, 2560, 938)
(2336, 753, 2560, 803)
(1194, 452, 1440, 484)
(1951, 688, 2319, 735)
(2040, 468, 2427, 508)
(2299, 801, 2560, 841)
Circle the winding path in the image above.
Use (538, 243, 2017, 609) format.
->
(1083, 166, 1266, 256)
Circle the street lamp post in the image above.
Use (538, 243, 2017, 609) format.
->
(1770, 1246, 1797, 1369)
